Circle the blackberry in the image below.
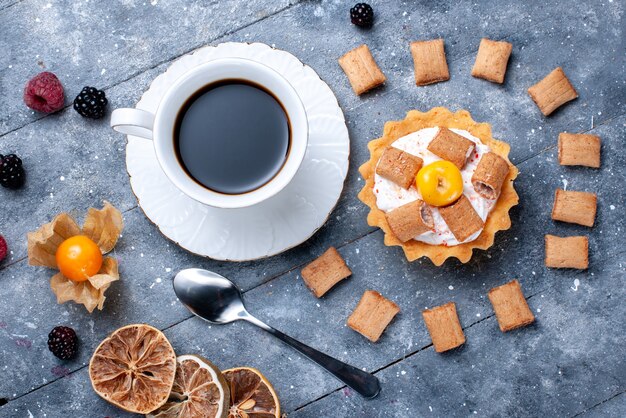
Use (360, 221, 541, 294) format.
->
(73, 86, 108, 119)
(48, 326, 79, 360)
(0, 154, 25, 189)
(350, 3, 374, 28)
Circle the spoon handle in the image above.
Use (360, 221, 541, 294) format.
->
(244, 315, 380, 399)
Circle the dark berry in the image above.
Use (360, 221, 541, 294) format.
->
(350, 3, 374, 28)
(48, 326, 78, 360)
(73, 86, 108, 119)
(23, 72, 65, 113)
(0, 235, 7, 263)
(0, 154, 25, 189)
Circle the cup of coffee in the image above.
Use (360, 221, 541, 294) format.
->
(111, 58, 308, 209)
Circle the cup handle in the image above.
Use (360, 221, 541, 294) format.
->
(110, 108, 155, 140)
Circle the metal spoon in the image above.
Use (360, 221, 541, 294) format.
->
(173, 268, 380, 399)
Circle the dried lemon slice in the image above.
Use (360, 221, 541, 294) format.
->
(223, 367, 280, 418)
(148, 354, 230, 418)
(89, 324, 176, 414)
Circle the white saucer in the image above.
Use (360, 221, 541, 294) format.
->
(125, 42, 349, 261)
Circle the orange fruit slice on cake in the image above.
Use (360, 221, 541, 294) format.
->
(148, 354, 230, 418)
(89, 324, 177, 414)
(223, 367, 280, 418)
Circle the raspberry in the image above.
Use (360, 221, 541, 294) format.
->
(350, 3, 374, 28)
(48, 326, 79, 360)
(24, 72, 65, 113)
(0, 154, 25, 189)
(73, 86, 108, 119)
(0, 235, 7, 263)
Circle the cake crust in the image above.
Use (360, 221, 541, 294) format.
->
(358, 107, 519, 265)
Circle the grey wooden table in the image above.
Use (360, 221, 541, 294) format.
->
(1, 1, 625, 417)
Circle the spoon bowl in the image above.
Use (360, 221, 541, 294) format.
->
(173, 268, 246, 324)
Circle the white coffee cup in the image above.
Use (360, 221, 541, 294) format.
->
(111, 58, 308, 209)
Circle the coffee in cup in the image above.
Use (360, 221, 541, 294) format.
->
(174, 79, 290, 195)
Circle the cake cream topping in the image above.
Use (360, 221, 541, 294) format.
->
(374, 127, 495, 246)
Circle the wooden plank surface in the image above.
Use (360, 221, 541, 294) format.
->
(0, 0, 624, 416)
